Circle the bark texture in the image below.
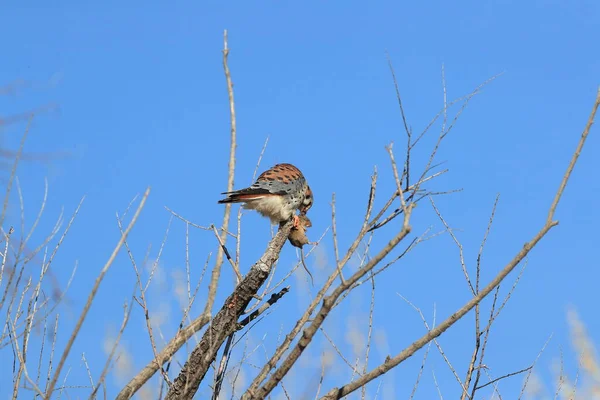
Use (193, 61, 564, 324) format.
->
(165, 220, 293, 399)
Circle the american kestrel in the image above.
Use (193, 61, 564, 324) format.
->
(218, 163, 313, 227)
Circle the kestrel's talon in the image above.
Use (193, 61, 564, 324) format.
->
(217, 163, 313, 225)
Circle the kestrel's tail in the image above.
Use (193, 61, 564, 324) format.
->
(217, 188, 272, 204)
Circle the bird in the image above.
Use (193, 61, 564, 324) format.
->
(217, 163, 313, 227)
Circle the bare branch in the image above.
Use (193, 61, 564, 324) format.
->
(476, 366, 533, 391)
(330, 194, 345, 284)
(386, 53, 412, 190)
(90, 293, 134, 398)
(203, 28, 238, 317)
(319, 87, 600, 399)
(1, 114, 33, 228)
(45, 187, 150, 398)
(243, 204, 414, 399)
(212, 224, 242, 283)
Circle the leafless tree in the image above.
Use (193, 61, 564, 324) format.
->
(2, 31, 599, 400)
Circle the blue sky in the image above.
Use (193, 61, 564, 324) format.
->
(1, 1, 599, 399)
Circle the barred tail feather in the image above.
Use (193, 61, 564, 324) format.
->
(217, 193, 272, 204)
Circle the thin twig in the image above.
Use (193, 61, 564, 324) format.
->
(362, 272, 375, 399)
(90, 292, 135, 398)
(118, 211, 172, 386)
(430, 197, 474, 296)
(212, 224, 242, 283)
(330, 194, 345, 284)
(1, 114, 33, 228)
(476, 366, 533, 391)
(409, 306, 435, 400)
(386, 53, 412, 191)
(398, 294, 467, 395)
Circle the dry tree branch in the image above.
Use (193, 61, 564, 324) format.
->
(116, 314, 212, 399)
(476, 366, 533, 392)
(370, 74, 500, 233)
(430, 197, 473, 296)
(44, 187, 150, 399)
(465, 286, 498, 400)
(35, 305, 48, 389)
(320, 328, 357, 372)
(117, 252, 212, 399)
(485, 261, 527, 330)
(2, 194, 84, 335)
(81, 353, 94, 390)
(236, 136, 270, 270)
(1, 114, 33, 228)
(408, 306, 435, 400)
(432, 370, 445, 400)
(361, 272, 376, 400)
(14, 247, 53, 396)
(243, 202, 414, 399)
(237, 286, 290, 331)
(226, 337, 251, 398)
(367, 168, 448, 232)
(204, 29, 238, 317)
(330, 193, 345, 284)
(459, 195, 501, 400)
(89, 292, 135, 399)
(399, 293, 467, 395)
(517, 334, 554, 399)
(386, 53, 412, 190)
(212, 333, 235, 400)
(481, 368, 503, 399)
(0, 227, 14, 294)
(22, 177, 48, 254)
(211, 224, 241, 282)
(44, 314, 59, 394)
(212, 286, 290, 400)
(319, 87, 600, 399)
(121, 30, 240, 398)
(8, 318, 45, 398)
(470, 245, 527, 398)
(386, 143, 408, 215)
(163, 206, 211, 230)
(118, 212, 172, 386)
(314, 352, 329, 399)
(164, 220, 294, 400)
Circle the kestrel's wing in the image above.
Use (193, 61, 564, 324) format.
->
(256, 163, 305, 185)
(217, 185, 285, 203)
(217, 163, 305, 204)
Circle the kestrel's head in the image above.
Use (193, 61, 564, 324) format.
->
(299, 185, 313, 215)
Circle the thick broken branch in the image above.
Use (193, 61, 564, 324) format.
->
(164, 220, 294, 400)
